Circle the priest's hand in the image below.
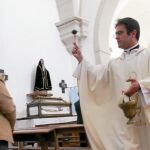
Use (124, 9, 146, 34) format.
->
(72, 42, 83, 63)
(123, 79, 141, 97)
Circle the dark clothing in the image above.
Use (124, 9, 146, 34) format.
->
(0, 140, 8, 150)
(74, 101, 86, 147)
(74, 100, 83, 124)
(34, 61, 52, 91)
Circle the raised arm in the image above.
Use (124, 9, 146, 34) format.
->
(72, 42, 83, 63)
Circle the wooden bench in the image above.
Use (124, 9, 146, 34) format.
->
(12, 124, 90, 150)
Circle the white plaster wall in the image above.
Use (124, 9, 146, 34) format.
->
(0, 0, 76, 117)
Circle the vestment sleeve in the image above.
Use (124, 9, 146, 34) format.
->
(139, 53, 150, 107)
(73, 63, 82, 79)
(73, 59, 110, 92)
(138, 53, 150, 122)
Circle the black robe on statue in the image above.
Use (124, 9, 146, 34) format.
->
(34, 60, 52, 91)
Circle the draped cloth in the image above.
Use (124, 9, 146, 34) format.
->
(34, 61, 52, 91)
(73, 47, 150, 150)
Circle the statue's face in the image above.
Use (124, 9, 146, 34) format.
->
(40, 59, 44, 65)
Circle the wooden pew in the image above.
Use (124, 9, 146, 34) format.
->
(12, 124, 90, 150)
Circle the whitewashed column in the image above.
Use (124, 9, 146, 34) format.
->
(55, 0, 88, 53)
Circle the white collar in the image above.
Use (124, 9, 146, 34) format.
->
(124, 43, 139, 54)
(119, 46, 145, 60)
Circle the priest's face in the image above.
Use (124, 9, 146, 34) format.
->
(115, 24, 136, 49)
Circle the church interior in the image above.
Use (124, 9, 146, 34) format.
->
(0, 0, 150, 149)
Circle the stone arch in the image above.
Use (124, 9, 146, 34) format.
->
(55, 0, 122, 63)
(93, 0, 120, 64)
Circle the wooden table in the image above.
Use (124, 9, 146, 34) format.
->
(13, 124, 89, 150)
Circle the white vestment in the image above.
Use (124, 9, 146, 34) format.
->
(73, 47, 150, 150)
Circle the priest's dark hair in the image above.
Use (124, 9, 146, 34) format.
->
(115, 17, 140, 41)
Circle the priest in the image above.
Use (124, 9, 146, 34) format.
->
(72, 17, 150, 149)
